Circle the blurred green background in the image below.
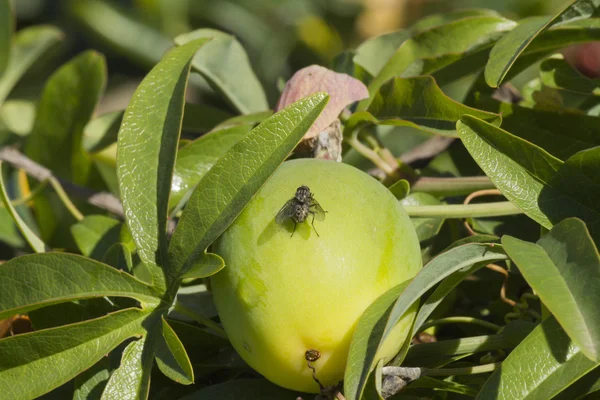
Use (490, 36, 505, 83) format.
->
(9, 0, 572, 113)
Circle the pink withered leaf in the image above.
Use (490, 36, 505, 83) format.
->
(275, 65, 369, 141)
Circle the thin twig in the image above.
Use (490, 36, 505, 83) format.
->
(400, 136, 455, 164)
(0, 146, 124, 217)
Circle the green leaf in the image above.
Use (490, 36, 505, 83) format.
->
(475, 96, 600, 160)
(485, 0, 600, 87)
(83, 111, 123, 153)
(102, 243, 134, 273)
(73, 357, 110, 400)
(0, 253, 160, 319)
(168, 92, 329, 280)
(353, 30, 411, 77)
(180, 252, 225, 280)
(71, 215, 123, 260)
(362, 76, 501, 137)
(359, 15, 516, 110)
(117, 39, 209, 290)
(212, 110, 272, 130)
(553, 366, 600, 400)
(83, 104, 233, 155)
(344, 281, 412, 400)
(458, 116, 600, 246)
(175, 29, 269, 114)
(409, 376, 478, 397)
(155, 317, 194, 385)
(101, 336, 151, 400)
(502, 218, 600, 361)
(0, 0, 13, 76)
(0, 161, 46, 252)
(25, 50, 106, 184)
(179, 379, 305, 399)
(410, 9, 504, 33)
(0, 25, 63, 104)
(401, 193, 445, 243)
(388, 179, 410, 200)
(540, 55, 600, 95)
(0, 99, 35, 136)
(477, 316, 599, 399)
(344, 243, 507, 400)
(70, 0, 172, 69)
(404, 334, 514, 366)
(0, 308, 148, 400)
(411, 261, 488, 336)
(170, 125, 250, 211)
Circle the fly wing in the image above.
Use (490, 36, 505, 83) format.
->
(309, 198, 327, 221)
(276, 199, 297, 224)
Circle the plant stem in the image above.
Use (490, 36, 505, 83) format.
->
(348, 133, 396, 176)
(0, 181, 48, 208)
(411, 176, 496, 196)
(48, 177, 84, 221)
(426, 362, 501, 376)
(403, 201, 521, 218)
(173, 302, 228, 338)
(418, 317, 501, 333)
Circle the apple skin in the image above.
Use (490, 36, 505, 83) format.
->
(211, 159, 422, 393)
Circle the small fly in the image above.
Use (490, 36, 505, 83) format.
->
(276, 185, 327, 237)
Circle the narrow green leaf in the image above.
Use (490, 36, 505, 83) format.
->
(503, 218, 600, 361)
(404, 334, 514, 366)
(384, 243, 506, 340)
(101, 336, 151, 400)
(485, 0, 600, 87)
(477, 316, 599, 399)
(458, 116, 600, 245)
(175, 29, 269, 114)
(345, 244, 507, 400)
(0, 0, 13, 75)
(362, 76, 501, 137)
(0, 253, 160, 319)
(155, 317, 194, 385)
(411, 262, 487, 336)
(180, 252, 225, 280)
(0, 161, 46, 252)
(179, 379, 305, 399)
(344, 281, 413, 400)
(212, 110, 272, 130)
(409, 376, 478, 397)
(475, 96, 600, 160)
(170, 125, 250, 211)
(540, 55, 600, 95)
(411, 9, 504, 33)
(359, 15, 516, 110)
(168, 92, 329, 280)
(117, 39, 209, 289)
(0, 308, 148, 400)
(71, 215, 122, 260)
(73, 357, 110, 400)
(70, 0, 172, 69)
(0, 25, 63, 104)
(25, 50, 106, 184)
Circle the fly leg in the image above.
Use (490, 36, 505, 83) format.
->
(311, 214, 320, 237)
(291, 221, 297, 237)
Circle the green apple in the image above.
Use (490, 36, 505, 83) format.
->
(211, 159, 422, 393)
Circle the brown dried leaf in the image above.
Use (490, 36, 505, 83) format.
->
(275, 65, 368, 141)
